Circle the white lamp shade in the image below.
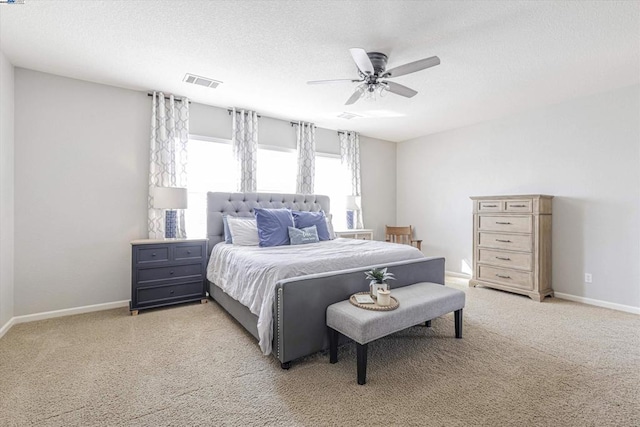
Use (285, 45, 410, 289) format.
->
(152, 187, 188, 209)
(345, 195, 361, 210)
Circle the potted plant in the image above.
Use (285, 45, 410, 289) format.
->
(364, 267, 396, 299)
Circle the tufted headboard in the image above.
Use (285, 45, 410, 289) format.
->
(206, 192, 331, 254)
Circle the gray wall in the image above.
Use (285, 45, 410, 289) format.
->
(13, 69, 397, 316)
(0, 51, 15, 328)
(397, 85, 640, 308)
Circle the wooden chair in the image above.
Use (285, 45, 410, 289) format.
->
(385, 225, 422, 251)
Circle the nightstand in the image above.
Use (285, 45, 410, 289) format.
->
(130, 238, 208, 315)
(334, 229, 374, 240)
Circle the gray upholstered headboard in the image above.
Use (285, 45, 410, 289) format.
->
(206, 192, 331, 254)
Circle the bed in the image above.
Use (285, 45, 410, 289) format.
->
(206, 192, 445, 367)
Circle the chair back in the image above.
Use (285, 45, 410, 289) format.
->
(385, 226, 414, 245)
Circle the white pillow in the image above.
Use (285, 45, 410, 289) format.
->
(325, 213, 336, 240)
(227, 217, 259, 246)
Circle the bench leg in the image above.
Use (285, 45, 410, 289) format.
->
(455, 309, 463, 338)
(357, 343, 368, 385)
(329, 328, 339, 364)
(424, 320, 432, 327)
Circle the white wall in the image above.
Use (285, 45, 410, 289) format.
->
(397, 85, 640, 308)
(12, 70, 396, 316)
(189, 102, 397, 239)
(0, 51, 15, 327)
(14, 69, 150, 315)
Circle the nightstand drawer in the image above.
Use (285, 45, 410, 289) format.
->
(478, 248, 532, 271)
(136, 281, 204, 306)
(478, 232, 532, 252)
(477, 200, 503, 212)
(478, 215, 531, 233)
(137, 263, 203, 284)
(136, 246, 170, 264)
(505, 199, 532, 213)
(174, 244, 204, 262)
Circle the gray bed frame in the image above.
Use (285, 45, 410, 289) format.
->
(206, 192, 445, 368)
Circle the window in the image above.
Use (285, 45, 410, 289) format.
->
(185, 136, 235, 237)
(256, 147, 297, 193)
(315, 154, 349, 230)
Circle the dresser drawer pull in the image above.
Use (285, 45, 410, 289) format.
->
(510, 204, 527, 208)
(495, 239, 511, 243)
(170, 290, 175, 294)
(169, 271, 174, 275)
(483, 204, 498, 208)
(187, 250, 192, 254)
(495, 221, 511, 225)
(495, 256, 511, 261)
(495, 274, 511, 279)
(152, 253, 156, 257)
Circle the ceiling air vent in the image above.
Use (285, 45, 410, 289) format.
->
(337, 112, 362, 120)
(183, 73, 222, 89)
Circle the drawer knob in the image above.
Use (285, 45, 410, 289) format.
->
(152, 253, 156, 257)
(495, 222, 511, 225)
(495, 239, 512, 243)
(170, 290, 174, 294)
(495, 256, 511, 261)
(495, 274, 511, 279)
(169, 271, 174, 275)
(484, 204, 497, 208)
(510, 204, 527, 208)
(187, 250, 191, 254)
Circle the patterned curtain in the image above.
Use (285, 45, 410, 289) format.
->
(148, 92, 189, 239)
(339, 131, 363, 229)
(231, 108, 258, 192)
(295, 122, 316, 194)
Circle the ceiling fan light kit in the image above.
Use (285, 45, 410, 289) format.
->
(308, 47, 440, 105)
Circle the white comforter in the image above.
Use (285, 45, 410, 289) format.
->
(207, 238, 425, 355)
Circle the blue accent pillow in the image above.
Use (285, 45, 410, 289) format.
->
(254, 208, 295, 247)
(292, 211, 330, 241)
(288, 225, 319, 245)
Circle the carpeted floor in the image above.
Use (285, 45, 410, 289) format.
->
(1, 277, 639, 426)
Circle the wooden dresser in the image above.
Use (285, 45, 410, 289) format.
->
(470, 195, 553, 301)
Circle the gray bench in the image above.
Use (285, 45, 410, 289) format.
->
(326, 282, 466, 385)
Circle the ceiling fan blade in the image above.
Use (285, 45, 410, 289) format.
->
(385, 56, 440, 78)
(307, 79, 359, 85)
(384, 81, 418, 98)
(345, 85, 365, 105)
(349, 48, 374, 75)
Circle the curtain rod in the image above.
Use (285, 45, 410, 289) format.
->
(147, 93, 190, 103)
(337, 130, 356, 135)
(227, 109, 261, 118)
(290, 121, 316, 127)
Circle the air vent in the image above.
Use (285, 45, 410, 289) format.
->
(337, 112, 362, 120)
(183, 73, 222, 89)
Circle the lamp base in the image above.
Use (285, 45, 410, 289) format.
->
(346, 210, 355, 230)
(165, 210, 177, 239)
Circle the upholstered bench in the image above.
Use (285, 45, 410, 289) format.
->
(326, 282, 465, 385)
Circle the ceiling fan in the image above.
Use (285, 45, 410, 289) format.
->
(307, 48, 440, 105)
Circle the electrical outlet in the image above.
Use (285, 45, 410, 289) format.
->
(585, 273, 593, 283)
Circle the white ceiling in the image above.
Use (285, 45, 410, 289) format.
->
(1, 1, 638, 142)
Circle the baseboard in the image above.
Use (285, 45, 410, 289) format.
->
(0, 300, 130, 339)
(0, 317, 15, 339)
(554, 292, 639, 315)
(445, 271, 472, 279)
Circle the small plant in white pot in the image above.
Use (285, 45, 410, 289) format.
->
(364, 267, 396, 300)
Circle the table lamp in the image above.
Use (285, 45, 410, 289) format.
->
(152, 186, 188, 238)
(345, 195, 361, 230)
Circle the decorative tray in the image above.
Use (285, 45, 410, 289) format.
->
(349, 292, 399, 311)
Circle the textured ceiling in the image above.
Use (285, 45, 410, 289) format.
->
(1, 1, 638, 142)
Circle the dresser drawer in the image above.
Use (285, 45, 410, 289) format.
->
(137, 263, 203, 284)
(478, 232, 532, 252)
(136, 281, 204, 305)
(478, 265, 533, 290)
(477, 200, 503, 212)
(478, 215, 531, 233)
(174, 244, 204, 262)
(478, 248, 532, 271)
(136, 246, 170, 265)
(505, 199, 532, 213)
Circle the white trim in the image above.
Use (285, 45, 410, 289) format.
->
(445, 271, 472, 279)
(188, 134, 231, 145)
(554, 292, 640, 315)
(316, 151, 341, 159)
(0, 317, 15, 339)
(258, 144, 296, 154)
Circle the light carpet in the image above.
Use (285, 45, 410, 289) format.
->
(1, 277, 639, 426)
